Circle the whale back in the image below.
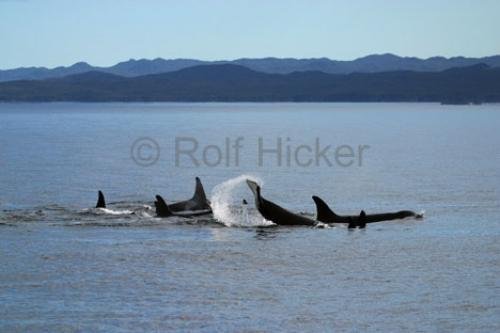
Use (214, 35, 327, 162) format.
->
(312, 196, 422, 224)
(96, 190, 106, 208)
(247, 179, 316, 226)
(169, 177, 211, 212)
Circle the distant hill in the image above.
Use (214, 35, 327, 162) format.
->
(1, 54, 500, 82)
(1, 63, 499, 102)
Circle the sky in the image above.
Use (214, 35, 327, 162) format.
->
(1, 0, 500, 69)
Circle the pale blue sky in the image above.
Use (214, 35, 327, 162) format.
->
(1, 0, 499, 69)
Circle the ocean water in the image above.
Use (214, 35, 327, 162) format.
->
(0, 103, 499, 332)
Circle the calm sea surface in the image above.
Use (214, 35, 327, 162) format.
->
(1, 103, 499, 332)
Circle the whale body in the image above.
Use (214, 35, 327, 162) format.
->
(312, 195, 423, 225)
(154, 177, 212, 217)
(247, 179, 317, 226)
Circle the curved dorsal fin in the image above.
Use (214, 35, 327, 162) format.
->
(96, 190, 106, 208)
(192, 177, 210, 208)
(312, 195, 337, 222)
(155, 195, 173, 217)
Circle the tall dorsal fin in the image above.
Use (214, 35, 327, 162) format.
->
(312, 196, 338, 222)
(96, 190, 106, 208)
(155, 195, 173, 217)
(192, 177, 210, 208)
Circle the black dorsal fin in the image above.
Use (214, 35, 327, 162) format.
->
(242, 199, 248, 205)
(155, 195, 173, 217)
(312, 196, 337, 222)
(192, 177, 210, 208)
(358, 210, 367, 229)
(96, 191, 106, 208)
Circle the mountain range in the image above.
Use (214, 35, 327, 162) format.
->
(2, 54, 500, 82)
(1, 63, 498, 103)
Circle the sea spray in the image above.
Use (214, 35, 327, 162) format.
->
(210, 174, 273, 227)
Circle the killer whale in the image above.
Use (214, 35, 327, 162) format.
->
(312, 195, 423, 225)
(154, 195, 211, 218)
(246, 179, 317, 226)
(154, 177, 212, 217)
(165, 177, 212, 213)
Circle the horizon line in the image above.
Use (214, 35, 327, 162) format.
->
(2, 53, 500, 71)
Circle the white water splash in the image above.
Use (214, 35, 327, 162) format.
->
(313, 221, 332, 229)
(77, 207, 134, 216)
(95, 208, 134, 215)
(210, 174, 274, 227)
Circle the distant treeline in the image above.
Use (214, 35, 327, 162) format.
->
(0, 63, 499, 103)
(2, 54, 500, 82)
